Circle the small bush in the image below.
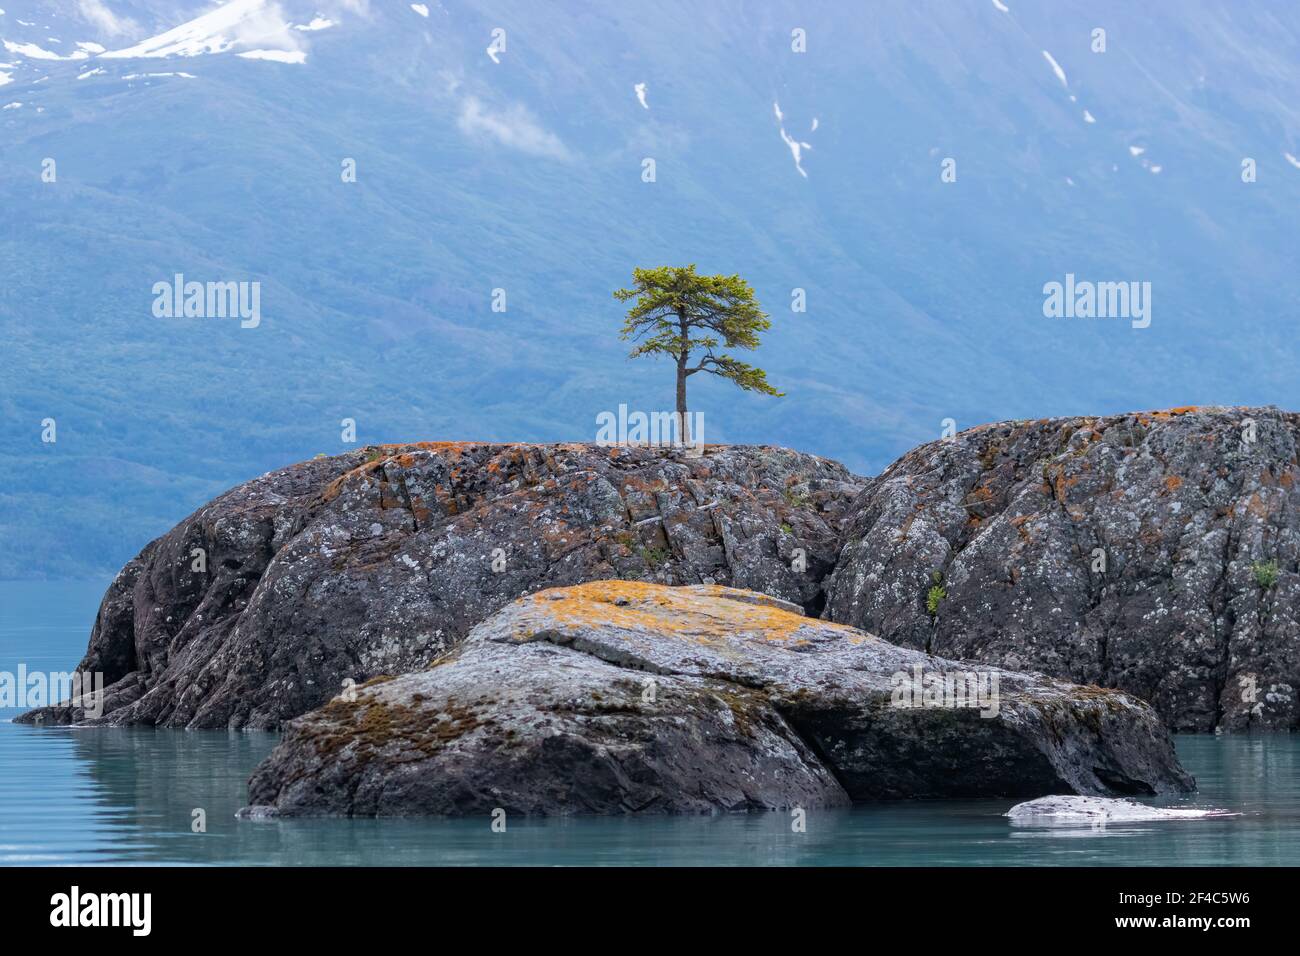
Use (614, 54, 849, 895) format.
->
(1252, 559, 1280, 590)
(638, 545, 670, 566)
(784, 487, 811, 508)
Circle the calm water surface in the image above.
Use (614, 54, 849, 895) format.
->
(3, 581, 1298, 866)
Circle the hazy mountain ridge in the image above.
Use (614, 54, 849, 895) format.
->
(2, 0, 1299, 577)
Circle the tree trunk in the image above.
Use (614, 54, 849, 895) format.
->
(676, 309, 691, 445)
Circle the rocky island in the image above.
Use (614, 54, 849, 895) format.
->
(23, 406, 1300, 814)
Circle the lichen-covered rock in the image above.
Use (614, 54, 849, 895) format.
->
(245, 582, 1193, 816)
(1005, 795, 1236, 824)
(21, 443, 860, 729)
(824, 406, 1300, 732)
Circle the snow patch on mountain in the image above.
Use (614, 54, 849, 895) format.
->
(123, 71, 197, 80)
(238, 48, 305, 63)
(101, 0, 303, 62)
(1041, 50, 1067, 87)
(773, 100, 812, 178)
(4, 39, 89, 61)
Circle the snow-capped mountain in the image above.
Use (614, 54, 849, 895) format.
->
(3, 0, 1300, 577)
(1, 0, 356, 82)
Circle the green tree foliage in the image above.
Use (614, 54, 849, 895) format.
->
(614, 265, 782, 439)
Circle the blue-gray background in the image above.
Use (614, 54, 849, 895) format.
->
(2, 0, 1297, 578)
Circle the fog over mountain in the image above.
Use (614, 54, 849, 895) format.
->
(2, 0, 1298, 577)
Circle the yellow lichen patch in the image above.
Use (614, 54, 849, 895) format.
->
(518, 580, 863, 647)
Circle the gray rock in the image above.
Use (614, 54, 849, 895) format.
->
(21, 443, 861, 729)
(825, 406, 1300, 731)
(1005, 795, 1236, 823)
(234, 804, 281, 820)
(246, 582, 1193, 816)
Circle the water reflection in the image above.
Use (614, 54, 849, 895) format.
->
(3, 581, 1298, 866)
(3, 722, 1299, 866)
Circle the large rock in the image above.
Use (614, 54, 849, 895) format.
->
(244, 582, 1193, 816)
(824, 406, 1300, 732)
(20, 443, 860, 729)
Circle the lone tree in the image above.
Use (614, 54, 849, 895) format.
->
(614, 265, 783, 442)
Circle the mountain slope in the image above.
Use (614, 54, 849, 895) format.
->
(2, 0, 1299, 577)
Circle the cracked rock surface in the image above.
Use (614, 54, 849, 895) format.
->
(244, 581, 1193, 816)
(824, 406, 1300, 731)
(20, 443, 860, 729)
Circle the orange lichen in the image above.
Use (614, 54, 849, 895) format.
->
(1139, 406, 1200, 423)
(515, 580, 864, 646)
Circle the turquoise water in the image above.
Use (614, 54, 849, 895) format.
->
(3, 581, 1299, 866)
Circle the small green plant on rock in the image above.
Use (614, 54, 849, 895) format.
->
(926, 570, 947, 617)
(638, 544, 670, 567)
(784, 487, 811, 509)
(1252, 559, 1280, 590)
